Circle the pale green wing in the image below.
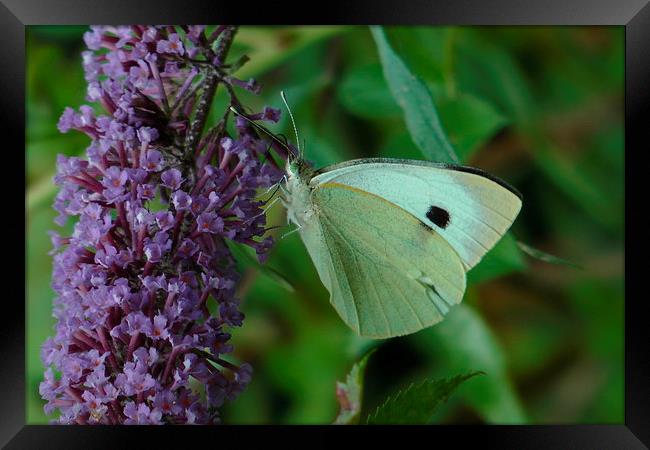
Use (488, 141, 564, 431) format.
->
(302, 182, 466, 339)
(310, 158, 522, 270)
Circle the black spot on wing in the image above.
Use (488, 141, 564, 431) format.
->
(426, 206, 450, 229)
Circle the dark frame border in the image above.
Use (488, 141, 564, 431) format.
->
(4, 0, 647, 448)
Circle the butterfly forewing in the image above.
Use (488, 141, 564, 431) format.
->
(310, 159, 522, 270)
(306, 182, 466, 338)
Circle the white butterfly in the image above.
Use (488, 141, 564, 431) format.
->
(284, 156, 522, 339)
(231, 101, 522, 339)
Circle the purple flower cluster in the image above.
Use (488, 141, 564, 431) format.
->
(40, 25, 288, 424)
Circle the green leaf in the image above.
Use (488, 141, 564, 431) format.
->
(383, 27, 450, 85)
(272, 76, 352, 167)
(337, 64, 402, 119)
(235, 27, 350, 80)
(370, 26, 459, 164)
(338, 63, 507, 162)
(456, 34, 534, 124)
(264, 323, 352, 424)
(532, 141, 621, 233)
(467, 232, 526, 285)
(435, 93, 508, 163)
(411, 304, 528, 423)
(517, 241, 582, 269)
(334, 349, 375, 424)
(365, 371, 483, 424)
(379, 132, 427, 160)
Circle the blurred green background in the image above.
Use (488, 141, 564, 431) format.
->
(26, 25, 624, 424)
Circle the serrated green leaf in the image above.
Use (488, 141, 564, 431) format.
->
(365, 371, 482, 425)
(411, 304, 528, 423)
(334, 349, 375, 424)
(370, 26, 459, 164)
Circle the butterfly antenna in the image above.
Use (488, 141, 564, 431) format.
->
(228, 105, 291, 155)
(280, 91, 302, 158)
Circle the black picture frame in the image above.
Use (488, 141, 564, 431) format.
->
(5, 0, 646, 448)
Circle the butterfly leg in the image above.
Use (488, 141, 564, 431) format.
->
(280, 223, 302, 240)
(241, 196, 282, 227)
(264, 174, 287, 195)
(260, 174, 288, 205)
(261, 196, 282, 215)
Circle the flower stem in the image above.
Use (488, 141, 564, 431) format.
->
(183, 26, 238, 159)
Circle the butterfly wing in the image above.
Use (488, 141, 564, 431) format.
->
(310, 158, 522, 270)
(301, 181, 466, 338)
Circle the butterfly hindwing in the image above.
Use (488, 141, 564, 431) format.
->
(310, 158, 523, 270)
(304, 181, 466, 338)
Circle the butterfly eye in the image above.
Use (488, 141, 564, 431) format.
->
(426, 206, 450, 229)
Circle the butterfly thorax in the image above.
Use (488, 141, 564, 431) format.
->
(285, 158, 317, 227)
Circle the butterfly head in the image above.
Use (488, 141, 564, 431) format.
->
(286, 154, 313, 183)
